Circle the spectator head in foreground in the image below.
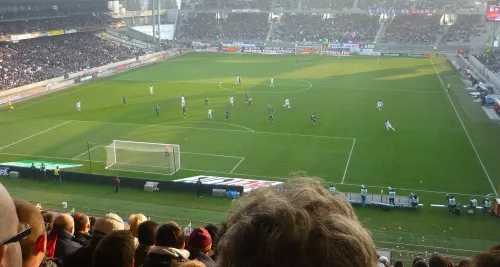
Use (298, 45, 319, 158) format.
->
(92, 230, 135, 267)
(429, 253, 448, 267)
(141, 222, 189, 267)
(42, 212, 55, 233)
(94, 212, 125, 236)
(14, 200, 47, 267)
(414, 260, 429, 267)
(0, 184, 23, 267)
(394, 260, 404, 267)
(51, 213, 82, 260)
(217, 177, 378, 267)
(187, 228, 215, 267)
(128, 214, 147, 238)
(473, 248, 500, 267)
(457, 258, 472, 267)
(135, 220, 158, 267)
(413, 257, 424, 267)
(72, 213, 91, 245)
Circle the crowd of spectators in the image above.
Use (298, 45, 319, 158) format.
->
(357, 0, 414, 10)
(440, 15, 482, 44)
(0, 2, 108, 21)
(274, 14, 379, 42)
(475, 51, 500, 74)
(0, 32, 145, 90)
(178, 14, 221, 41)
(414, 0, 476, 12)
(383, 15, 440, 43)
(302, 0, 354, 10)
(1, 179, 500, 267)
(221, 13, 269, 40)
(194, 0, 271, 10)
(0, 14, 118, 37)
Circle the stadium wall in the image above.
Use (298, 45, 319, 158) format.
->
(5, 166, 245, 195)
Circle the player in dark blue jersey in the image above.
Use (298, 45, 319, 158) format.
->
(122, 96, 127, 106)
(245, 93, 249, 103)
(267, 101, 272, 110)
(205, 97, 209, 105)
(182, 105, 187, 118)
(269, 109, 274, 123)
(311, 114, 317, 126)
(225, 108, 230, 121)
(155, 104, 160, 117)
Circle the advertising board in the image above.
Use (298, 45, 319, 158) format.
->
(487, 1, 500, 21)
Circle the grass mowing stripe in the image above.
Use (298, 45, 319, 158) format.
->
(430, 58, 498, 196)
(0, 121, 72, 150)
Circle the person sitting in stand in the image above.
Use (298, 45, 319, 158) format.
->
(468, 196, 478, 214)
(483, 197, 491, 214)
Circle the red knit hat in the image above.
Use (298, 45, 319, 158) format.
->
(188, 227, 212, 253)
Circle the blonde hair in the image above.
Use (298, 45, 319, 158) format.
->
(128, 214, 147, 237)
(217, 177, 378, 267)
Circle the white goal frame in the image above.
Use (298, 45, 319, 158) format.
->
(105, 140, 181, 175)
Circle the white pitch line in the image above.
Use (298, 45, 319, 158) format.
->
(341, 138, 356, 184)
(230, 157, 245, 173)
(72, 145, 102, 160)
(166, 120, 255, 132)
(0, 121, 72, 151)
(182, 151, 244, 159)
(430, 58, 497, 196)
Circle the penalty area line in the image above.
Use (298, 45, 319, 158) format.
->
(72, 144, 102, 160)
(0, 121, 72, 151)
(230, 157, 245, 173)
(430, 58, 497, 196)
(341, 138, 356, 184)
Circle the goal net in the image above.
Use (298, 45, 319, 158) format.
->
(105, 140, 180, 175)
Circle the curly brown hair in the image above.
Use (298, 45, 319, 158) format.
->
(217, 177, 378, 267)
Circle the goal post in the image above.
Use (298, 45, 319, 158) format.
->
(104, 140, 180, 175)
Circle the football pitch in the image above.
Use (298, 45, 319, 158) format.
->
(1, 52, 500, 257)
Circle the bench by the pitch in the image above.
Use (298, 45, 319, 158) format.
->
(430, 204, 484, 210)
(343, 192, 423, 209)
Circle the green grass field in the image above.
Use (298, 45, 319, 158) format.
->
(1, 52, 500, 261)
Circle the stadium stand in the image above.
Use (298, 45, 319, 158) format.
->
(221, 13, 269, 40)
(0, 33, 145, 90)
(195, 0, 271, 10)
(0, 2, 108, 21)
(475, 52, 500, 74)
(273, 14, 379, 42)
(0, 14, 118, 36)
(383, 15, 441, 43)
(414, 0, 475, 12)
(357, 0, 414, 10)
(440, 15, 484, 44)
(179, 14, 221, 40)
(302, 0, 354, 10)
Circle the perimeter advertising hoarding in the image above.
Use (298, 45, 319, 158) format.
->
(487, 1, 500, 21)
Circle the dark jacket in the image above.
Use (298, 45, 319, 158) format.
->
(53, 229, 82, 262)
(140, 246, 189, 267)
(40, 257, 62, 267)
(64, 232, 105, 267)
(135, 244, 153, 267)
(188, 250, 216, 267)
(74, 232, 92, 246)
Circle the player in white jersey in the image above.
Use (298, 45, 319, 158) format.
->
(149, 85, 154, 95)
(76, 101, 81, 112)
(270, 77, 275, 88)
(181, 95, 186, 107)
(377, 100, 383, 111)
(229, 96, 234, 106)
(236, 75, 241, 85)
(283, 98, 290, 108)
(208, 108, 213, 120)
(385, 120, 395, 131)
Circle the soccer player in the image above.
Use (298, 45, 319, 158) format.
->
(122, 96, 127, 106)
(205, 97, 209, 105)
(248, 96, 253, 105)
(268, 109, 274, 123)
(181, 95, 186, 107)
(7, 100, 13, 109)
(245, 93, 249, 103)
(311, 113, 317, 126)
(267, 101, 272, 110)
(236, 75, 241, 85)
(229, 96, 234, 106)
(385, 120, 395, 131)
(377, 100, 383, 111)
(76, 101, 81, 112)
(182, 105, 187, 118)
(283, 98, 290, 108)
(270, 77, 275, 88)
(155, 104, 160, 117)
(149, 85, 154, 95)
(447, 83, 451, 92)
(225, 107, 230, 121)
(208, 108, 212, 120)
